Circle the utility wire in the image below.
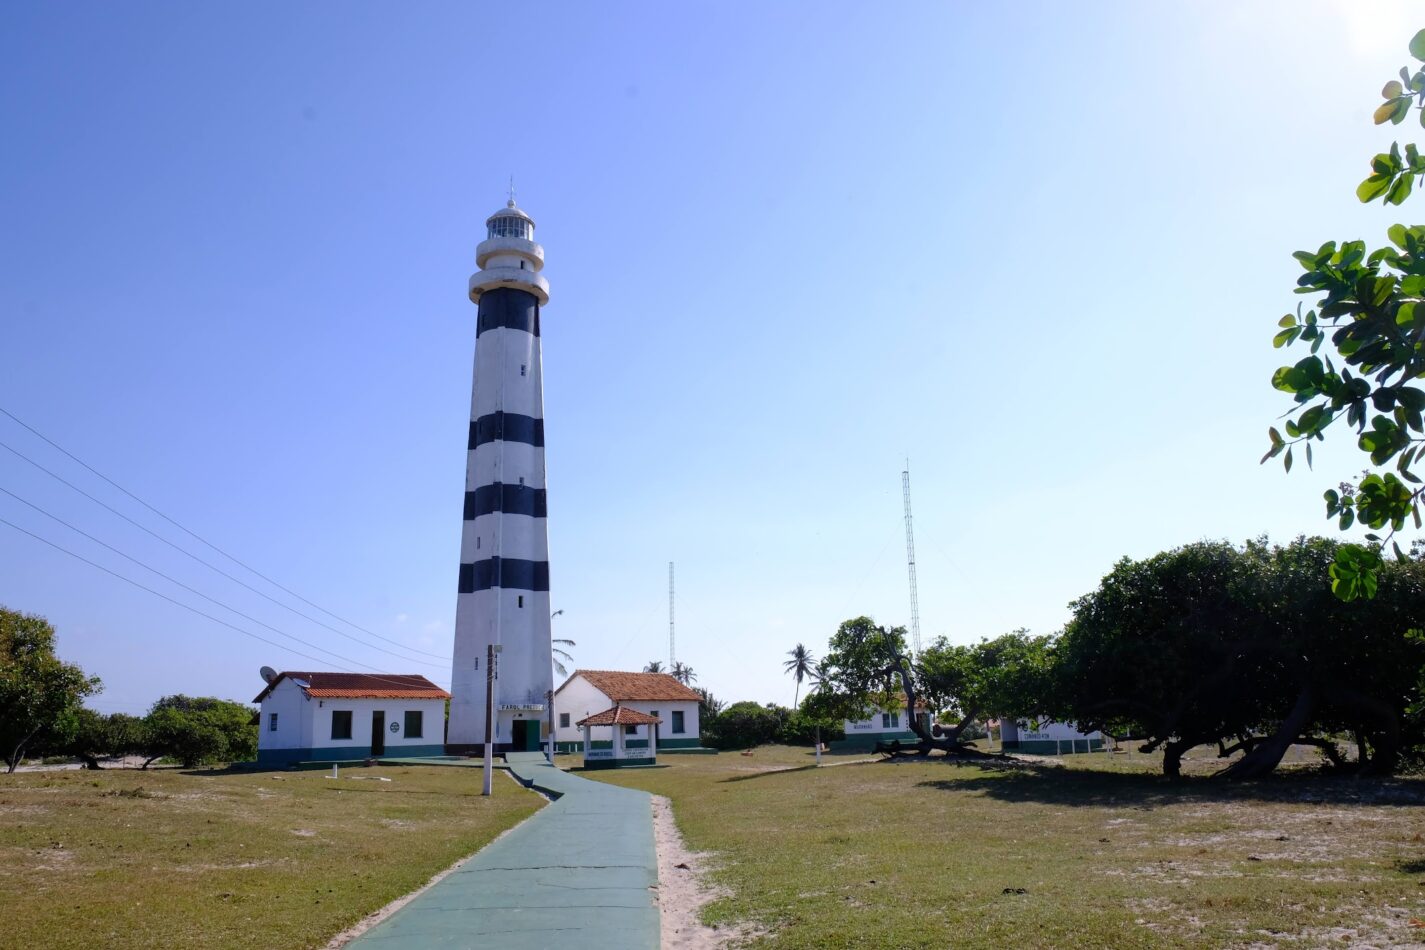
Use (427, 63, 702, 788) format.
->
(0, 436, 449, 662)
(0, 406, 448, 660)
(0, 516, 453, 688)
(0, 484, 447, 670)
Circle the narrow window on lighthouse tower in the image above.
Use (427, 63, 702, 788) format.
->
(520, 364, 527, 376)
(476, 537, 481, 550)
(518, 595, 524, 608)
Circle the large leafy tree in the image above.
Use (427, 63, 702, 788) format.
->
(1054, 538, 1425, 778)
(139, 695, 257, 768)
(1266, 29, 1425, 599)
(0, 606, 101, 772)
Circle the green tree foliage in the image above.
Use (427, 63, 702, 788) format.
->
(778, 708, 845, 746)
(705, 701, 784, 750)
(1053, 538, 1425, 778)
(0, 606, 101, 772)
(1267, 29, 1425, 599)
(138, 695, 257, 768)
(783, 643, 815, 707)
(693, 686, 724, 723)
(642, 660, 664, 673)
(33, 709, 147, 769)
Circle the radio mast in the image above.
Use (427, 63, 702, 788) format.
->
(902, 461, 923, 656)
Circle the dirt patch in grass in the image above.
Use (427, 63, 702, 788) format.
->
(0, 764, 542, 949)
(653, 793, 760, 949)
(585, 744, 1425, 949)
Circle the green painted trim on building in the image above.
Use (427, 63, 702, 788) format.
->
(828, 730, 921, 753)
(659, 746, 716, 754)
(256, 744, 446, 766)
(658, 737, 701, 748)
(1004, 738, 1103, 755)
(581, 756, 658, 770)
(554, 737, 702, 754)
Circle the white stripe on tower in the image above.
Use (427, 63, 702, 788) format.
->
(446, 198, 554, 752)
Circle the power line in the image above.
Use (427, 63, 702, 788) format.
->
(0, 516, 450, 690)
(0, 484, 447, 669)
(0, 406, 447, 660)
(0, 435, 448, 661)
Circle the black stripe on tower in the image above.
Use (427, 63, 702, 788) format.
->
(457, 557, 551, 593)
(468, 412, 544, 449)
(476, 288, 540, 337)
(464, 483, 548, 519)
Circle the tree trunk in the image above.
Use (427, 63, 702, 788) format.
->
(1217, 684, 1314, 781)
(882, 653, 993, 758)
(8, 725, 43, 774)
(814, 726, 821, 766)
(1162, 738, 1197, 779)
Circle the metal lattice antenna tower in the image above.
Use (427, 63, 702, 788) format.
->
(902, 460, 923, 656)
(668, 561, 676, 667)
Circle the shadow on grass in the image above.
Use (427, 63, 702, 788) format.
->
(720, 764, 822, 783)
(1397, 857, 1425, 874)
(913, 762, 1425, 809)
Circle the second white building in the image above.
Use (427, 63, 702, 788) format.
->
(553, 670, 703, 753)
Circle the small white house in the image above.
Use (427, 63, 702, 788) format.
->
(998, 719, 1104, 755)
(553, 670, 702, 753)
(254, 671, 450, 766)
(835, 696, 930, 752)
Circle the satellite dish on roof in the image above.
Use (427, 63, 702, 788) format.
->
(260, 666, 278, 684)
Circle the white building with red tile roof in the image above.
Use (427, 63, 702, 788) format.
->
(253, 671, 450, 766)
(553, 670, 702, 753)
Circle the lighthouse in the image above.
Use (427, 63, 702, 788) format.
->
(446, 198, 554, 754)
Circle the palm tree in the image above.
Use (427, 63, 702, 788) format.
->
(670, 661, 696, 685)
(642, 660, 665, 673)
(784, 643, 816, 707)
(552, 639, 576, 678)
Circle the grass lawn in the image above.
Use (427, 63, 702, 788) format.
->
(580, 746, 1425, 948)
(0, 762, 541, 949)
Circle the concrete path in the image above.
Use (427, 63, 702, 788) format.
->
(349, 752, 659, 949)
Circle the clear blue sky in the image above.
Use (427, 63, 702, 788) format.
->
(2, 2, 1419, 715)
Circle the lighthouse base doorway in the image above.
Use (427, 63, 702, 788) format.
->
(511, 719, 541, 752)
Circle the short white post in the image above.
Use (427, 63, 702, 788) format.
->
(332, 763, 339, 779)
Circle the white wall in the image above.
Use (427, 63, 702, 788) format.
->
(843, 704, 915, 736)
(1001, 720, 1101, 743)
(257, 679, 307, 750)
(552, 676, 610, 744)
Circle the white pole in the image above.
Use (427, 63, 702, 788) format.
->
(482, 644, 499, 796)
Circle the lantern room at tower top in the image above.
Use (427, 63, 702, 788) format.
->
(470, 200, 548, 305)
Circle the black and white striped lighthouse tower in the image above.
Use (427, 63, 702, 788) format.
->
(446, 198, 554, 754)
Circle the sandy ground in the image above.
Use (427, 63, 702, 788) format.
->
(13, 755, 151, 772)
(652, 794, 757, 950)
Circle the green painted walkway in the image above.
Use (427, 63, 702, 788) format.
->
(349, 752, 659, 949)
